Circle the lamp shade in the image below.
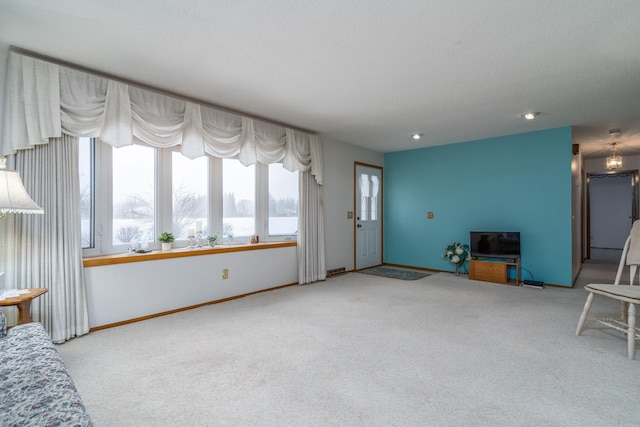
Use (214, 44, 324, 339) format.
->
(0, 169, 43, 216)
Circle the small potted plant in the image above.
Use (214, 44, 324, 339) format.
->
(158, 232, 175, 250)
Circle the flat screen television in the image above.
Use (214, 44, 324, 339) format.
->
(470, 231, 521, 260)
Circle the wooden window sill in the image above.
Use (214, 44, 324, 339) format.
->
(83, 241, 297, 268)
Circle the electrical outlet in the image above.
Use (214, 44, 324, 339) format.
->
(222, 268, 229, 279)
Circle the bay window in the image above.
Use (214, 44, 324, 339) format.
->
(171, 152, 208, 239)
(79, 138, 298, 256)
(222, 158, 255, 242)
(79, 138, 94, 249)
(268, 163, 298, 237)
(112, 143, 155, 245)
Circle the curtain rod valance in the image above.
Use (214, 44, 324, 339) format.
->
(1, 52, 323, 184)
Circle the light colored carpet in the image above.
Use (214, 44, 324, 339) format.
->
(57, 262, 639, 426)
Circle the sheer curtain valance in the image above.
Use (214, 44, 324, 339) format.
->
(2, 52, 323, 184)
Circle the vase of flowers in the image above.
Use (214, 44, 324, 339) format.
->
(442, 242, 470, 276)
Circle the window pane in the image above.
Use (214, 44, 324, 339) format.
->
(268, 164, 298, 235)
(112, 144, 155, 245)
(79, 137, 93, 248)
(172, 152, 207, 239)
(370, 175, 379, 221)
(360, 173, 369, 221)
(223, 159, 254, 241)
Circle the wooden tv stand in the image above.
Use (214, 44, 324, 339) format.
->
(468, 259, 520, 286)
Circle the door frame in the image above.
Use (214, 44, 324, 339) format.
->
(354, 162, 384, 270)
(585, 169, 639, 260)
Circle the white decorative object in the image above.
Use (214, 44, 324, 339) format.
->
(161, 242, 171, 251)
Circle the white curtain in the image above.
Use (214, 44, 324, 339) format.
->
(297, 171, 326, 284)
(5, 134, 89, 343)
(1, 52, 324, 185)
(2, 51, 327, 299)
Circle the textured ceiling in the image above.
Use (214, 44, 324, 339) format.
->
(1, 0, 640, 159)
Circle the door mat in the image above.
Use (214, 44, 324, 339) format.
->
(358, 266, 431, 281)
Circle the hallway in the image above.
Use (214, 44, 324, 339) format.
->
(575, 259, 625, 288)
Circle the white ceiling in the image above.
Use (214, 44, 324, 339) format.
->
(2, 0, 640, 159)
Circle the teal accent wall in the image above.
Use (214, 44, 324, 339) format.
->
(384, 127, 573, 286)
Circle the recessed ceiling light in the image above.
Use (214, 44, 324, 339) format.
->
(521, 112, 540, 120)
(412, 133, 424, 140)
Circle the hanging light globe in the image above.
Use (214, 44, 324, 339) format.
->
(606, 142, 622, 170)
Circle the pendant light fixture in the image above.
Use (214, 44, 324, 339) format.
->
(606, 142, 622, 170)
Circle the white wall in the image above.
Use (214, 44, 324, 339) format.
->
(85, 246, 297, 328)
(322, 137, 383, 272)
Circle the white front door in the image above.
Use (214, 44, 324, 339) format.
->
(355, 163, 383, 270)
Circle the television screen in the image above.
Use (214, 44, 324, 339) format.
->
(470, 231, 521, 260)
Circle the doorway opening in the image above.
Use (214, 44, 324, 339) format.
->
(586, 170, 639, 262)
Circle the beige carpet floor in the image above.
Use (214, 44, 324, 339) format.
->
(57, 261, 639, 426)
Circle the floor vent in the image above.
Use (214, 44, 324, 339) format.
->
(327, 267, 347, 278)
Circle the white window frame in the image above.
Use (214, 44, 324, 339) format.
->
(264, 163, 298, 241)
(81, 139, 297, 257)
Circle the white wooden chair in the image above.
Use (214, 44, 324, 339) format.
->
(576, 231, 640, 359)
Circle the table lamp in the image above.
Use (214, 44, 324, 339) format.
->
(0, 156, 43, 300)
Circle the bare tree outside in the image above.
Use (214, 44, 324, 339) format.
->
(112, 144, 155, 244)
(172, 152, 207, 239)
(115, 225, 141, 244)
(223, 159, 255, 239)
(172, 182, 206, 237)
(113, 194, 154, 243)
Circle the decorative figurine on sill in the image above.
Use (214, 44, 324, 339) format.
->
(208, 233, 220, 247)
(128, 238, 139, 254)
